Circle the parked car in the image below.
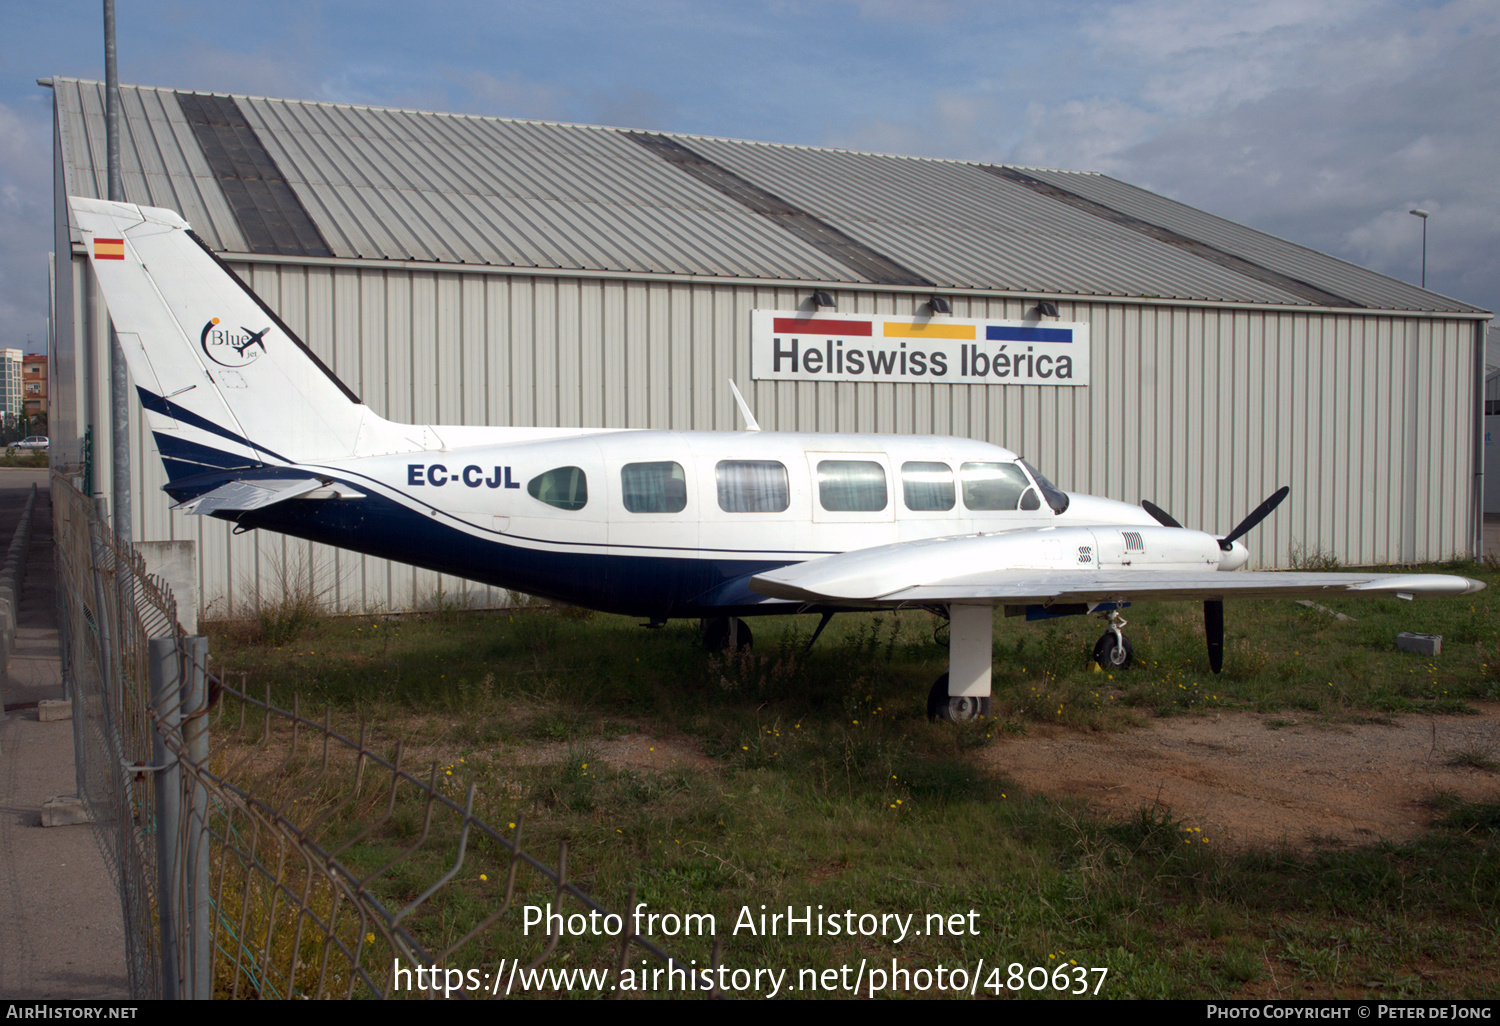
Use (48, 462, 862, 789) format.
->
(9, 436, 47, 451)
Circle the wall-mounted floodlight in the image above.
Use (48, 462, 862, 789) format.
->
(926, 296, 951, 315)
(1033, 301, 1059, 319)
(1409, 209, 1429, 288)
(811, 290, 836, 309)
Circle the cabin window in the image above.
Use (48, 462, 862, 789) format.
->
(621, 461, 687, 513)
(961, 462, 1031, 511)
(1018, 458, 1070, 514)
(716, 460, 789, 513)
(527, 466, 588, 511)
(810, 460, 885, 513)
(901, 462, 955, 511)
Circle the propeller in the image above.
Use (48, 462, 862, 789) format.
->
(1217, 486, 1289, 551)
(1204, 599, 1224, 674)
(1140, 486, 1291, 674)
(1142, 486, 1289, 551)
(1141, 499, 1180, 529)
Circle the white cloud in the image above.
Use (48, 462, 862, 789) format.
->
(1007, 0, 1500, 311)
(453, 71, 571, 121)
(0, 101, 54, 350)
(585, 86, 675, 132)
(131, 41, 329, 101)
(841, 0, 958, 21)
(1012, 97, 1158, 173)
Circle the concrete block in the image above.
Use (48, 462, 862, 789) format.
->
(138, 540, 199, 634)
(37, 699, 73, 722)
(1396, 632, 1442, 656)
(41, 796, 93, 827)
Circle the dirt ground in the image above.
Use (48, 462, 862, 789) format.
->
(979, 703, 1500, 849)
(496, 704, 1500, 852)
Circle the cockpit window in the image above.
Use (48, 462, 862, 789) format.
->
(716, 460, 789, 513)
(960, 462, 1032, 511)
(527, 466, 588, 511)
(1018, 458, 1070, 514)
(901, 462, 955, 511)
(621, 461, 687, 513)
(817, 461, 888, 512)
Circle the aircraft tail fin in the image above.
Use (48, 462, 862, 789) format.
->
(69, 197, 415, 479)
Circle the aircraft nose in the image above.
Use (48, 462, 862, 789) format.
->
(1217, 541, 1250, 571)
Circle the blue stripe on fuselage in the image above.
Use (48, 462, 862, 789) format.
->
(234, 487, 798, 618)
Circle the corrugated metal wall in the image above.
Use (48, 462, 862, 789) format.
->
(70, 256, 1480, 616)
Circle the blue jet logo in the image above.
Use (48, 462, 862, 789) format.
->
(200, 318, 268, 368)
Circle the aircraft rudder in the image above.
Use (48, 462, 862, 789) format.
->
(70, 195, 384, 465)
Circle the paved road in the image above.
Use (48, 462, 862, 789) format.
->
(0, 469, 129, 998)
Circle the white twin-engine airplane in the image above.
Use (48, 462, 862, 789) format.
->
(71, 197, 1484, 721)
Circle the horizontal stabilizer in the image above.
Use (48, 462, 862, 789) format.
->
(171, 476, 363, 516)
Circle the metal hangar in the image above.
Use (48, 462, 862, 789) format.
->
(47, 78, 1491, 616)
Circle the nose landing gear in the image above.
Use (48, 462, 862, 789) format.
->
(1091, 608, 1133, 669)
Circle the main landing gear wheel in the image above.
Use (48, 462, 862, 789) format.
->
(1092, 631, 1134, 669)
(702, 617, 753, 652)
(927, 673, 992, 723)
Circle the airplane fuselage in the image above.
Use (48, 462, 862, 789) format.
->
(192, 427, 1234, 618)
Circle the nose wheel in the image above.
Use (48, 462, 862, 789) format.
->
(927, 673, 992, 722)
(1091, 608, 1133, 669)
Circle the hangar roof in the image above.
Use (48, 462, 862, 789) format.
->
(53, 78, 1488, 315)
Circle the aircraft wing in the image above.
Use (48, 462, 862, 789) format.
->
(749, 534, 1484, 605)
(171, 476, 364, 516)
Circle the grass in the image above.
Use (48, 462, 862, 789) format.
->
(201, 559, 1500, 999)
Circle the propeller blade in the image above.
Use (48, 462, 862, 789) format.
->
(1142, 500, 1181, 528)
(1204, 599, 1224, 674)
(1219, 485, 1290, 550)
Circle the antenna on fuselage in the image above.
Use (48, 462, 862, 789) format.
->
(727, 379, 761, 432)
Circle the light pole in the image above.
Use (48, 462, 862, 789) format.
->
(1409, 208, 1429, 288)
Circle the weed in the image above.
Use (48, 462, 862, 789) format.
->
(1108, 803, 1188, 858)
(1436, 801, 1500, 832)
(253, 591, 325, 646)
(1477, 639, 1500, 691)
(1290, 543, 1343, 571)
(1445, 745, 1499, 772)
(706, 646, 800, 699)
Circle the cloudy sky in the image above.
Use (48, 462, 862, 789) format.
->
(1, 0, 1495, 353)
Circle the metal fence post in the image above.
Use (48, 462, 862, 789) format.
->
(86, 502, 117, 766)
(148, 637, 182, 1000)
(181, 636, 211, 1000)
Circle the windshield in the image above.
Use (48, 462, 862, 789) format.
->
(1018, 458, 1070, 514)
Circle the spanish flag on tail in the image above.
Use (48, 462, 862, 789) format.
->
(93, 237, 125, 260)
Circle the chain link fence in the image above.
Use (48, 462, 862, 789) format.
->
(52, 470, 720, 999)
